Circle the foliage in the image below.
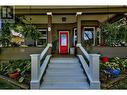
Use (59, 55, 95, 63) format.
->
(0, 21, 14, 47)
(0, 59, 31, 83)
(110, 57, 127, 73)
(101, 57, 127, 72)
(0, 17, 41, 47)
(101, 19, 127, 46)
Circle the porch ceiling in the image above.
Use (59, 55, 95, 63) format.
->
(14, 5, 127, 24)
(22, 14, 115, 24)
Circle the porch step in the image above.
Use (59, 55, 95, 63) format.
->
(46, 68, 84, 73)
(50, 58, 79, 64)
(40, 82, 89, 89)
(48, 63, 81, 69)
(43, 76, 87, 82)
(40, 57, 90, 89)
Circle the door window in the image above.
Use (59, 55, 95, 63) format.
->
(61, 34, 67, 46)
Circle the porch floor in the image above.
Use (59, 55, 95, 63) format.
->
(52, 54, 76, 58)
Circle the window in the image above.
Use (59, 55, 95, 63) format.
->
(36, 29, 47, 47)
(61, 34, 67, 46)
(83, 28, 93, 40)
(82, 27, 95, 46)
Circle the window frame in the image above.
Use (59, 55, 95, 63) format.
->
(36, 28, 47, 47)
(82, 27, 96, 46)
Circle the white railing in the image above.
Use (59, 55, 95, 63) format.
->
(30, 43, 52, 89)
(76, 43, 100, 89)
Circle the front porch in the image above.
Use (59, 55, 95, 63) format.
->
(30, 43, 100, 89)
(1, 5, 127, 89)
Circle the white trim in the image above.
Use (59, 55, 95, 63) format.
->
(83, 27, 96, 46)
(59, 31, 69, 54)
(76, 12, 82, 16)
(47, 12, 52, 15)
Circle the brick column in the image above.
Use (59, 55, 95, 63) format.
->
(76, 12, 82, 44)
(76, 12, 82, 54)
(47, 12, 52, 54)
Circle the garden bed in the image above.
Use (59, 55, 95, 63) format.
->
(100, 57, 127, 89)
(0, 59, 31, 89)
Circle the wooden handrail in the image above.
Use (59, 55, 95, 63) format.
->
(30, 43, 52, 89)
(76, 43, 90, 61)
(76, 43, 100, 89)
(40, 43, 52, 61)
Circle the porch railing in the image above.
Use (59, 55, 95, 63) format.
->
(76, 43, 100, 89)
(30, 43, 52, 89)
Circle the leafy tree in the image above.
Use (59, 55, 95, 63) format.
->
(101, 19, 127, 46)
(0, 20, 14, 47)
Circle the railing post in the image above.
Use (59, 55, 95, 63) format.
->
(30, 54, 40, 89)
(89, 54, 100, 89)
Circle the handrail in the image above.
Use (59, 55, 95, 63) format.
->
(30, 43, 52, 89)
(76, 43, 100, 89)
(40, 43, 52, 60)
(76, 43, 90, 61)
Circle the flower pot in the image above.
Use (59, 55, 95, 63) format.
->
(107, 68, 121, 75)
(101, 57, 109, 63)
(8, 71, 20, 78)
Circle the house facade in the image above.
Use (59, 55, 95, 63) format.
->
(1, 6, 127, 89)
(0, 6, 127, 54)
(15, 6, 127, 54)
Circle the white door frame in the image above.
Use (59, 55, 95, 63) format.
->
(59, 31, 69, 53)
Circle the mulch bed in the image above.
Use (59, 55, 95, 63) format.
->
(0, 74, 29, 89)
(101, 74, 127, 89)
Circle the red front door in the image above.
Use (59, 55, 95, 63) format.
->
(59, 31, 69, 54)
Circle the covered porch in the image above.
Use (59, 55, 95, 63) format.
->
(13, 6, 127, 89)
(14, 6, 127, 55)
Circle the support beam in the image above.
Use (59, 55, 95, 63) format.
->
(76, 12, 82, 43)
(47, 12, 52, 44)
(107, 14, 125, 23)
(47, 12, 52, 54)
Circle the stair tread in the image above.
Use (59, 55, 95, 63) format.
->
(46, 69, 84, 73)
(40, 82, 89, 89)
(40, 57, 89, 90)
(47, 67, 83, 71)
(43, 77, 87, 82)
(45, 72, 85, 76)
(44, 74, 86, 77)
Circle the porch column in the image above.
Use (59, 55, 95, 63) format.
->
(76, 12, 82, 44)
(47, 12, 52, 54)
(47, 12, 52, 44)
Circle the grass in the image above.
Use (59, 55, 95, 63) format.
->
(0, 78, 20, 89)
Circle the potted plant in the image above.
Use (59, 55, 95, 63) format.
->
(7, 67, 20, 78)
